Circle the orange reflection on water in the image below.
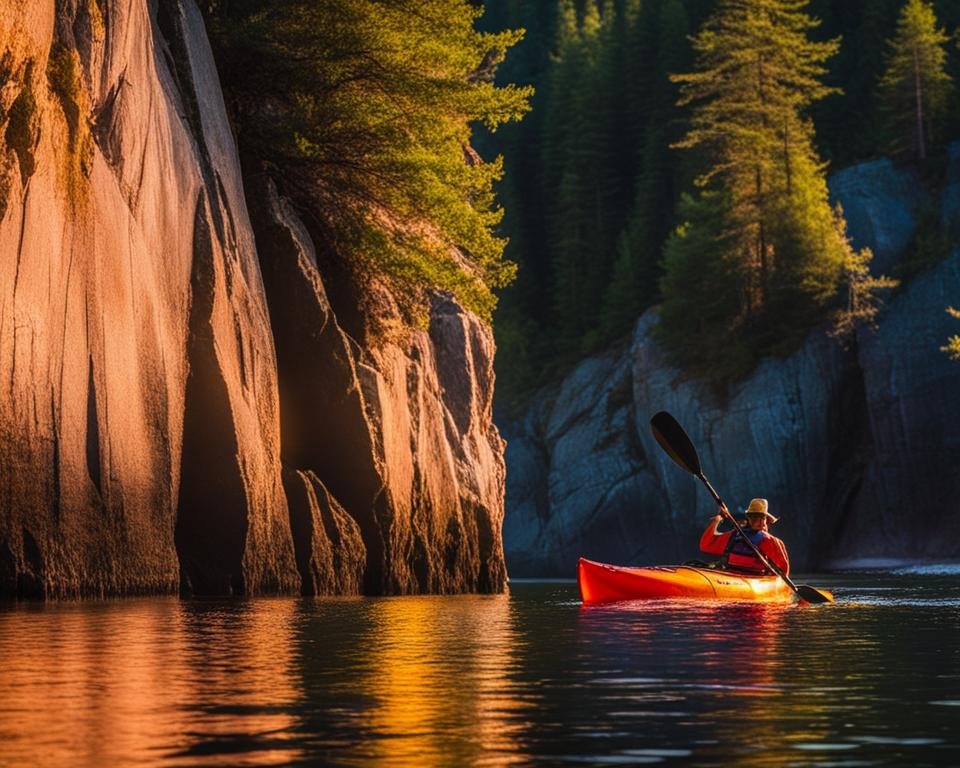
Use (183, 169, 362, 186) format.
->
(361, 594, 530, 767)
(0, 599, 303, 768)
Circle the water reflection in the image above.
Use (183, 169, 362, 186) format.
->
(357, 595, 528, 766)
(0, 599, 305, 767)
(1, 595, 535, 766)
(1, 576, 960, 766)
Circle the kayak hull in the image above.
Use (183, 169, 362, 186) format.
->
(577, 557, 799, 604)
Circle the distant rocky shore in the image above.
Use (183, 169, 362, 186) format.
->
(503, 149, 960, 576)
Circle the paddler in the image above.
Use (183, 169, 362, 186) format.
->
(700, 498, 790, 576)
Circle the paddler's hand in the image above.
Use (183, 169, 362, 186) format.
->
(717, 503, 730, 518)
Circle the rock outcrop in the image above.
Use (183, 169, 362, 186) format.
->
(504, 154, 960, 575)
(0, 1, 506, 598)
(246, 177, 506, 594)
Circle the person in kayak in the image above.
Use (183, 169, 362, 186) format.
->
(699, 498, 790, 576)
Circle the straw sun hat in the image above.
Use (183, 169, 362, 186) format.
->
(744, 498, 778, 523)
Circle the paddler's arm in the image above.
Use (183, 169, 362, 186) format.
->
(699, 505, 731, 555)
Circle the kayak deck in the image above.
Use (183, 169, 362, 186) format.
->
(578, 557, 800, 604)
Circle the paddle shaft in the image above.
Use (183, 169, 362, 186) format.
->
(696, 472, 802, 592)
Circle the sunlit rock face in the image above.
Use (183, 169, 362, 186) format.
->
(504, 154, 960, 575)
(0, 0, 298, 597)
(247, 177, 506, 594)
(0, 1, 506, 597)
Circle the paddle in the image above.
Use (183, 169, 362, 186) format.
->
(649, 411, 833, 604)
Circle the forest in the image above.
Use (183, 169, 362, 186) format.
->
(202, 0, 960, 404)
(481, 0, 960, 404)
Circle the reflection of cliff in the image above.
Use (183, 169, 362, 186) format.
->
(0, 592, 528, 765)
(0, 598, 305, 765)
(360, 596, 526, 765)
(0, 1, 505, 597)
(504, 154, 960, 575)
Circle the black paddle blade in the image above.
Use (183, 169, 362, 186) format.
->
(797, 584, 834, 604)
(650, 411, 702, 476)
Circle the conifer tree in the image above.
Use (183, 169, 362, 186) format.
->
(878, 0, 953, 162)
(601, 0, 691, 337)
(205, 0, 531, 321)
(659, 0, 857, 377)
(544, 0, 625, 347)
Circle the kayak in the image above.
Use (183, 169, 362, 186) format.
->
(577, 557, 830, 604)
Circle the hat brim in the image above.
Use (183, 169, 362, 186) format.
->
(745, 511, 779, 523)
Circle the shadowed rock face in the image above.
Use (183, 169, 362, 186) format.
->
(0, 1, 506, 597)
(504, 155, 960, 576)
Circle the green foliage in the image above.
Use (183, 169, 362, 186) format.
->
(489, 0, 702, 402)
(483, 0, 960, 407)
(207, 0, 531, 321)
(829, 207, 898, 343)
(659, 0, 860, 379)
(656, 192, 755, 381)
(46, 41, 93, 191)
(602, 0, 691, 339)
(808, 0, 902, 167)
(878, 0, 953, 162)
(543, 0, 628, 342)
(943, 306, 960, 360)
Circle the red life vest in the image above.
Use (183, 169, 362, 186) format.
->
(723, 528, 771, 574)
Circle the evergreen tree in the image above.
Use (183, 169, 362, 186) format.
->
(656, 192, 755, 379)
(808, 0, 902, 166)
(878, 0, 953, 162)
(601, 0, 691, 338)
(205, 0, 531, 321)
(660, 0, 854, 377)
(543, 0, 625, 348)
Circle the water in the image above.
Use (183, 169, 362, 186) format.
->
(1, 571, 959, 767)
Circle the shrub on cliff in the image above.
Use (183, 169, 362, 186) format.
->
(204, 0, 530, 322)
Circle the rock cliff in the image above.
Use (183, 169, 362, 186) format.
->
(0, 0, 505, 597)
(504, 153, 960, 575)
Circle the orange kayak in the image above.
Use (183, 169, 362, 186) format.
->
(578, 557, 812, 604)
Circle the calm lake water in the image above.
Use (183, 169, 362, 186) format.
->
(1, 569, 959, 767)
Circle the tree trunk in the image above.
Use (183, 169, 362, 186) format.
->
(914, 45, 926, 162)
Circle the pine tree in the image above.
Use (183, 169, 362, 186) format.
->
(660, 0, 856, 377)
(656, 192, 755, 380)
(878, 0, 953, 162)
(809, 0, 902, 165)
(205, 0, 531, 321)
(601, 0, 692, 338)
(544, 0, 626, 347)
